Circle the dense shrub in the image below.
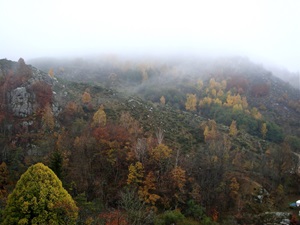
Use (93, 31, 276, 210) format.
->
(2, 163, 78, 224)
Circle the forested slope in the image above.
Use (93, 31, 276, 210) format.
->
(1, 56, 299, 224)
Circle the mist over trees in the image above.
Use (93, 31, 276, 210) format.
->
(0, 55, 300, 224)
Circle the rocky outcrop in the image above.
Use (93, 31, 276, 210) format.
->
(8, 87, 34, 117)
(1, 58, 58, 118)
(256, 212, 291, 225)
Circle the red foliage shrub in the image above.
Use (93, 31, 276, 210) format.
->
(93, 125, 130, 144)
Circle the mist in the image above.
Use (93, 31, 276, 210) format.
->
(1, 0, 300, 75)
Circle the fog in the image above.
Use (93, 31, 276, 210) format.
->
(1, 0, 300, 73)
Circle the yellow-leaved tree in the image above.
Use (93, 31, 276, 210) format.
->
(203, 120, 218, 142)
(229, 120, 238, 137)
(185, 94, 197, 111)
(92, 105, 107, 127)
(160, 96, 166, 105)
(261, 122, 268, 139)
(171, 166, 186, 190)
(81, 91, 91, 104)
(2, 163, 78, 225)
(127, 161, 144, 185)
(150, 144, 172, 161)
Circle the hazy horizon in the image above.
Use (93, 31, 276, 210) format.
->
(1, 0, 300, 72)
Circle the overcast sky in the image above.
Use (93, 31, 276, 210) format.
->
(0, 0, 299, 72)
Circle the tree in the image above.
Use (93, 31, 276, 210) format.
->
(261, 122, 268, 139)
(251, 107, 262, 120)
(229, 177, 240, 201)
(2, 163, 78, 225)
(171, 166, 186, 191)
(138, 171, 160, 207)
(185, 94, 197, 111)
(160, 96, 166, 105)
(0, 162, 9, 209)
(127, 162, 144, 185)
(49, 150, 64, 179)
(119, 188, 152, 225)
(150, 144, 172, 161)
(48, 68, 54, 78)
(203, 120, 218, 142)
(92, 105, 107, 127)
(229, 120, 238, 137)
(81, 91, 91, 104)
(42, 103, 55, 131)
(197, 79, 203, 90)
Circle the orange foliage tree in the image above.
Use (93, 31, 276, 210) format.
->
(138, 171, 160, 207)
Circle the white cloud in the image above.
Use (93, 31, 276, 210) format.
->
(0, 0, 300, 71)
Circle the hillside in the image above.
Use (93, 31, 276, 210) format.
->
(1, 57, 300, 224)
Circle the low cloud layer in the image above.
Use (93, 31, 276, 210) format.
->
(1, 0, 300, 72)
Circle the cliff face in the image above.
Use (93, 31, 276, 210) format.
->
(0, 58, 57, 118)
(8, 86, 34, 117)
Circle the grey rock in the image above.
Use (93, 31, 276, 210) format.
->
(9, 87, 34, 117)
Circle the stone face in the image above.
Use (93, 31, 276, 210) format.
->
(1, 60, 58, 118)
(9, 87, 34, 117)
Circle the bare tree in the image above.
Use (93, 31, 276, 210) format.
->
(155, 128, 164, 144)
(134, 138, 147, 162)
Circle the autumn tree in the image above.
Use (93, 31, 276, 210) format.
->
(127, 162, 144, 185)
(120, 112, 143, 139)
(185, 94, 197, 111)
(199, 97, 213, 108)
(2, 163, 78, 225)
(81, 91, 92, 104)
(229, 120, 238, 137)
(261, 122, 268, 139)
(251, 107, 262, 120)
(229, 177, 240, 201)
(197, 79, 203, 90)
(48, 68, 54, 78)
(150, 144, 172, 161)
(138, 171, 160, 207)
(160, 96, 166, 105)
(42, 103, 55, 131)
(203, 120, 218, 142)
(171, 166, 186, 190)
(92, 105, 107, 127)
